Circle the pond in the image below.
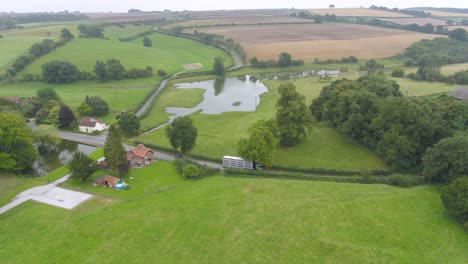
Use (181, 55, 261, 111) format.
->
(32, 140, 97, 176)
(165, 75, 269, 122)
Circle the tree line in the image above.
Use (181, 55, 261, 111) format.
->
(0, 12, 87, 30)
(249, 52, 304, 68)
(6, 28, 74, 77)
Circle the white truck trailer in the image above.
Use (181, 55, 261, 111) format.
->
(222, 156, 254, 170)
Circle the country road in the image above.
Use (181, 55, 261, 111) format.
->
(57, 130, 224, 170)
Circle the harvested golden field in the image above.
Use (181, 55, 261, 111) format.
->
(310, 8, 411, 17)
(382, 17, 447, 26)
(422, 10, 468, 17)
(162, 17, 312, 29)
(447, 26, 468, 31)
(195, 24, 438, 61)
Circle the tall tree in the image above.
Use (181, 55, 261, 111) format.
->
(60, 28, 74, 40)
(278, 52, 292, 67)
(440, 176, 468, 227)
(118, 112, 140, 137)
(94, 60, 107, 81)
(105, 59, 125, 80)
(85, 96, 109, 116)
(41, 60, 80, 83)
(58, 105, 76, 128)
(104, 125, 128, 177)
(422, 133, 468, 183)
(165, 116, 198, 153)
(238, 120, 277, 166)
(213, 56, 225, 76)
(34, 125, 61, 153)
(0, 112, 37, 172)
(37, 87, 60, 103)
(143, 36, 152, 47)
(276, 83, 312, 146)
(69, 151, 95, 183)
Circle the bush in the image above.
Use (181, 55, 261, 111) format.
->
(404, 59, 414, 67)
(440, 176, 468, 227)
(183, 164, 200, 178)
(391, 68, 405, 77)
(386, 174, 423, 187)
(174, 158, 219, 178)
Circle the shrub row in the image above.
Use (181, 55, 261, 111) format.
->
(269, 164, 391, 176)
(174, 158, 219, 178)
(118, 30, 154, 42)
(224, 168, 423, 187)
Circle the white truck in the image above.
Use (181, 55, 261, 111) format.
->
(222, 156, 254, 170)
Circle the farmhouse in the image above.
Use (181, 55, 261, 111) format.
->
(127, 144, 154, 167)
(79, 117, 107, 133)
(449, 87, 468, 101)
(94, 175, 120, 188)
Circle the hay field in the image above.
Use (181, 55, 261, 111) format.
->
(310, 8, 411, 17)
(382, 18, 447, 26)
(162, 17, 312, 29)
(422, 10, 468, 17)
(447, 26, 468, 31)
(196, 24, 438, 61)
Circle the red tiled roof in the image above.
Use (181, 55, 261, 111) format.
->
(104, 175, 120, 186)
(128, 144, 153, 158)
(79, 117, 105, 127)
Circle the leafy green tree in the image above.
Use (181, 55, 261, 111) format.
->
(118, 112, 140, 137)
(0, 112, 37, 172)
(34, 125, 61, 153)
(440, 176, 468, 227)
(58, 105, 76, 128)
(276, 83, 312, 146)
(105, 59, 125, 80)
(78, 24, 104, 38)
(104, 125, 128, 177)
(238, 120, 276, 166)
(41, 60, 80, 83)
(213, 56, 225, 76)
(449, 28, 467, 41)
(391, 68, 405, 77)
(77, 102, 92, 117)
(182, 164, 200, 178)
(278, 52, 292, 67)
(60, 28, 74, 40)
(85, 96, 109, 116)
(69, 151, 95, 183)
(165, 116, 198, 153)
(94, 60, 107, 81)
(422, 133, 468, 183)
(37, 87, 60, 103)
(363, 59, 384, 74)
(143, 36, 152, 47)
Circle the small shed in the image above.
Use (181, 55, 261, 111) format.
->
(449, 87, 468, 101)
(94, 175, 120, 188)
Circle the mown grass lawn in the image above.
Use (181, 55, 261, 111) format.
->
(138, 76, 388, 170)
(0, 170, 467, 263)
(19, 32, 231, 77)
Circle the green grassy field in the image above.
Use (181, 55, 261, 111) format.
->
(0, 78, 155, 121)
(104, 25, 152, 41)
(140, 85, 205, 130)
(0, 164, 467, 263)
(391, 77, 459, 96)
(1, 25, 79, 38)
(19, 32, 231, 77)
(138, 76, 388, 170)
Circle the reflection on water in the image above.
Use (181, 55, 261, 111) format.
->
(165, 75, 268, 122)
(32, 140, 97, 176)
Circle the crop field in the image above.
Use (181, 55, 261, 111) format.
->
(195, 23, 438, 61)
(421, 10, 468, 17)
(19, 32, 231, 77)
(447, 26, 468, 31)
(1, 166, 468, 263)
(440, 63, 468, 74)
(138, 76, 388, 170)
(186, 9, 292, 19)
(1, 25, 78, 38)
(382, 17, 448, 26)
(85, 12, 170, 22)
(309, 8, 411, 17)
(162, 17, 313, 29)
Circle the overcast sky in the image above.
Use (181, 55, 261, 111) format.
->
(1, 0, 466, 13)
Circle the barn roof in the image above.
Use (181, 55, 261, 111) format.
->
(449, 87, 468, 101)
(79, 116, 105, 127)
(128, 144, 153, 158)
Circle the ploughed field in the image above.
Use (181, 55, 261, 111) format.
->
(309, 8, 411, 17)
(194, 23, 439, 61)
(1, 166, 467, 263)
